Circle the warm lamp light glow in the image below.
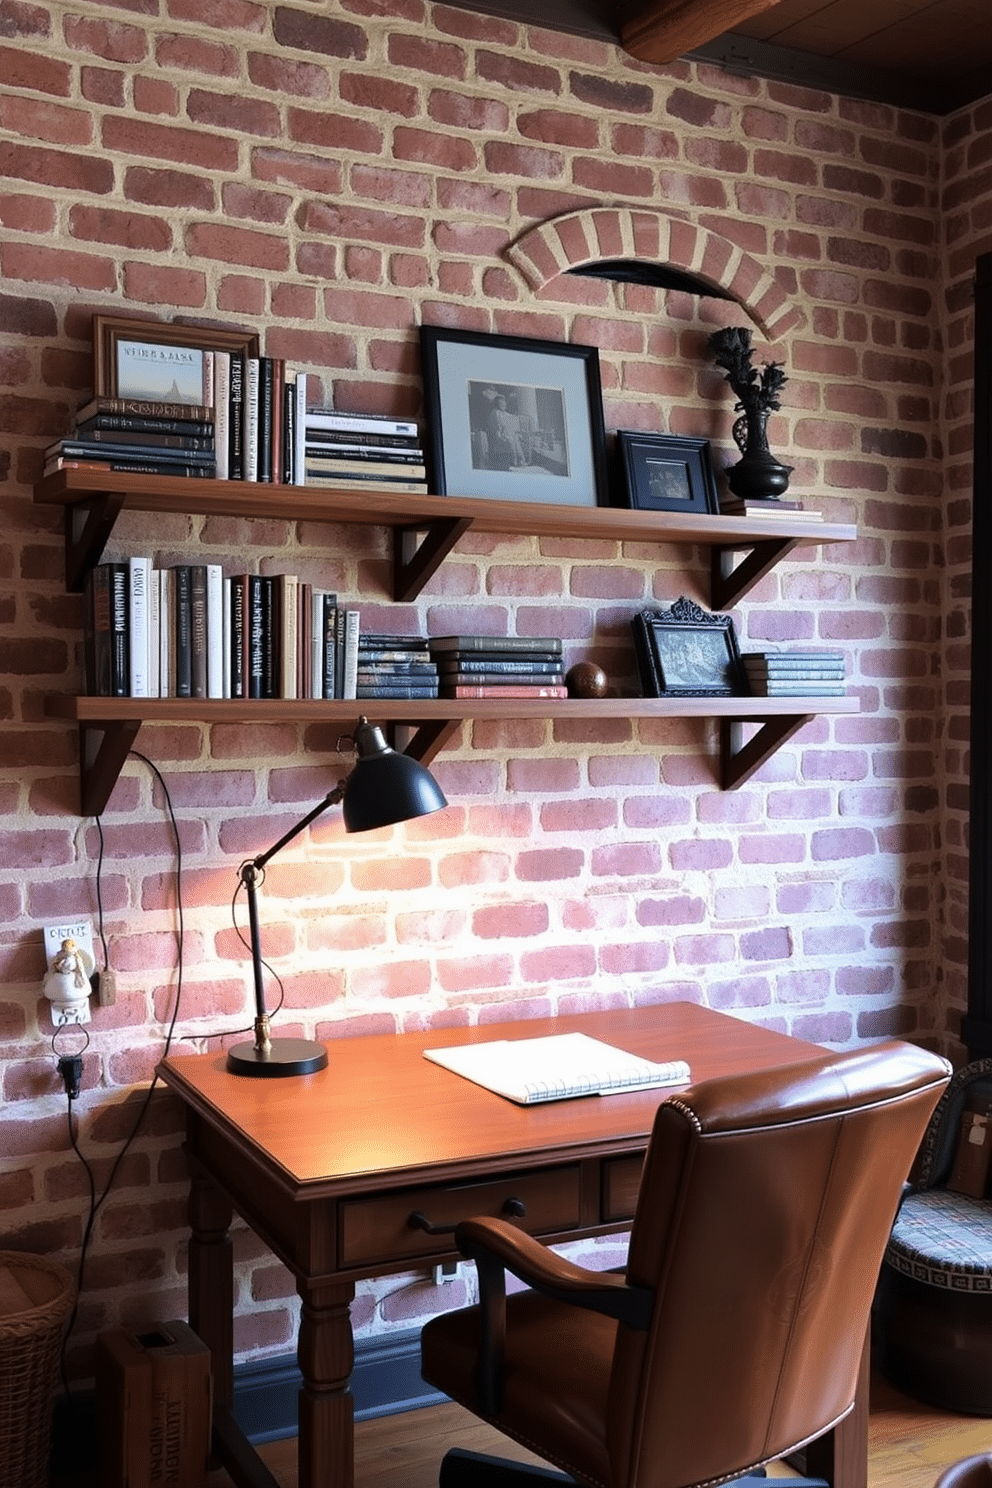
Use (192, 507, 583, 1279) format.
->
(227, 719, 447, 1077)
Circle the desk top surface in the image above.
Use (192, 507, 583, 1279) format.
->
(158, 1003, 820, 1197)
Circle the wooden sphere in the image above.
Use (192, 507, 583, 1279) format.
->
(566, 662, 608, 699)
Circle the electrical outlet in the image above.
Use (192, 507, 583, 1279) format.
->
(43, 919, 96, 974)
(43, 920, 97, 1028)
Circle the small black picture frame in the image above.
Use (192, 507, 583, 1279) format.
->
(419, 325, 609, 508)
(631, 597, 746, 698)
(615, 432, 719, 515)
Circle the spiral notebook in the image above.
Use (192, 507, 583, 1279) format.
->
(423, 1032, 691, 1106)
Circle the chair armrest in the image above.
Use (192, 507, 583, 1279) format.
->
(454, 1217, 653, 1417)
(456, 1217, 652, 1329)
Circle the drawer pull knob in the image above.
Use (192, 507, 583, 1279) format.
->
(408, 1210, 457, 1236)
(501, 1197, 526, 1218)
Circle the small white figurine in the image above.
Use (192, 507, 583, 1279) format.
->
(44, 937, 94, 1015)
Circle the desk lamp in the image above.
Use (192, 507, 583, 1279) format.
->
(227, 718, 448, 1077)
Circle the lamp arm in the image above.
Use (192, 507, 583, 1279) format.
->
(239, 781, 346, 1057)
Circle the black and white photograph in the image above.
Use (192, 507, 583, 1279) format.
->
(615, 432, 719, 515)
(420, 325, 608, 507)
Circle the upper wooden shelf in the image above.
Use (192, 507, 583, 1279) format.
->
(33, 468, 858, 611)
(47, 693, 860, 815)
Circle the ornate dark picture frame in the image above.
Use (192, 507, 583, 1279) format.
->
(419, 325, 609, 507)
(615, 432, 719, 515)
(93, 314, 260, 400)
(632, 596, 746, 698)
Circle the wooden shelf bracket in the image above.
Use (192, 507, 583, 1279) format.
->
(392, 516, 473, 602)
(64, 491, 126, 593)
(711, 536, 801, 611)
(78, 717, 143, 816)
(719, 712, 813, 790)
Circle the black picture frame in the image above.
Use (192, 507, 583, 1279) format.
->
(631, 596, 746, 698)
(615, 432, 719, 515)
(419, 325, 609, 507)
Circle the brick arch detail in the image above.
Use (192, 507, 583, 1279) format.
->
(505, 208, 803, 342)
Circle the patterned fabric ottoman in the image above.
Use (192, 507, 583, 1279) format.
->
(873, 1060, 992, 1414)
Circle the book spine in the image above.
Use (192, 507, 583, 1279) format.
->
(45, 458, 214, 478)
(244, 359, 260, 482)
(428, 636, 563, 654)
(213, 351, 230, 480)
(148, 567, 161, 698)
(229, 574, 247, 699)
(305, 411, 419, 436)
(270, 357, 285, 485)
(303, 473, 428, 494)
(127, 556, 150, 698)
(75, 397, 213, 421)
(246, 574, 264, 699)
(51, 441, 215, 463)
(173, 565, 193, 700)
(228, 353, 244, 480)
(222, 576, 232, 698)
(206, 563, 224, 698)
(190, 565, 208, 699)
(293, 371, 307, 486)
(66, 429, 215, 450)
(257, 357, 274, 482)
(304, 454, 427, 476)
(441, 684, 569, 698)
(109, 563, 128, 698)
(355, 684, 440, 698)
(305, 430, 422, 452)
(435, 659, 564, 675)
(322, 594, 337, 699)
(341, 608, 359, 700)
(160, 568, 174, 697)
(276, 573, 298, 699)
(260, 575, 277, 698)
(282, 369, 296, 486)
(89, 564, 110, 696)
(75, 414, 214, 437)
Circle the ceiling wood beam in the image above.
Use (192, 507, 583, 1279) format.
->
(621, 0, 784, 65)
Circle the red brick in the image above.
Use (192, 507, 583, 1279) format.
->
(342, 71, 419, 118)
(133, 76, 179, 116)
(69, 204, 172, 251)
(103, 115, 239, 170)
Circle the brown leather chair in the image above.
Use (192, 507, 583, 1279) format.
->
(935, 1458, 992, 1488)
(421, 1041, 951, 1488)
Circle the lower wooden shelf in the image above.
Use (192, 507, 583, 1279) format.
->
(46, 693, 861, 814)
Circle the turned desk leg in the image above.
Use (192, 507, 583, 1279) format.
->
(188, 1165, 235, 1415)
(297, 1276, 357, 1488)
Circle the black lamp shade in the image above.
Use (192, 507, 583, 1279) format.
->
(342, 721, 448, 832)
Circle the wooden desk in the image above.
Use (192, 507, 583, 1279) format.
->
(158, 1003, 864, 1488)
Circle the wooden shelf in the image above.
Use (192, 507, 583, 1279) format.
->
(46, 693, 861, 815)
(33, 467, 858, 609)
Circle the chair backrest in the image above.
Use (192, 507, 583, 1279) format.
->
(606, 1041, 950, 1488)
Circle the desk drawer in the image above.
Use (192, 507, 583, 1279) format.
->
(340, 1165, 581, 1268)
(603, 1155, 644, 1224)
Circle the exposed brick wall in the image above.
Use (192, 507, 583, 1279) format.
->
(1, 1, 990, 1374)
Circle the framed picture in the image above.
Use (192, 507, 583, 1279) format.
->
(615, 432, 719, 515)
(93, 315, 260, 401)
(419, 325, 609, 507)
(631, 596, 746, 697)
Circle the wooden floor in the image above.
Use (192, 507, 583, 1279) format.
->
(213, 1369, 992, 1488)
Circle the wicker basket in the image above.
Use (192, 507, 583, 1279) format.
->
(0, 1251, 76, 1488)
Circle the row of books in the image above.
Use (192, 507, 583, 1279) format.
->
(84, 559, 364, 701)
(742, 650, 846, 696)
(426, 636, 566, 699)
(45, 368, 426, 491)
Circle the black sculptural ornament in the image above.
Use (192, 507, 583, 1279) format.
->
(708, 326, 793, 502)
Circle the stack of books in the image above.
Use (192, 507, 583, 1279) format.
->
(303, 410, 427, 493)
(428, 637, 567, 699)
(356, 634, 439, 699)
(743, 650, 846, 696)
(44, 396, 217, 480)
(720, 495, 821, 521)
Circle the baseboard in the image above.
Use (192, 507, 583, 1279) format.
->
(234, 1327, 445, 1442)
(51, 1326, 444, 1473)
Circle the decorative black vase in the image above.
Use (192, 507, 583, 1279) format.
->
(727, 410, 793, 502)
